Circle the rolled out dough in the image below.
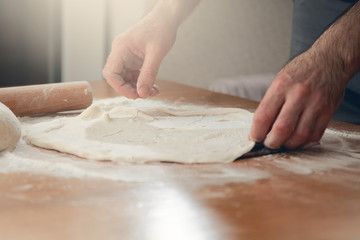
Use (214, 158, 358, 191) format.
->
(25, 97, 255, 164)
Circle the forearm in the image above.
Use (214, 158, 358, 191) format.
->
(311, 1, 360, 84)
(148, 0, 201, 28)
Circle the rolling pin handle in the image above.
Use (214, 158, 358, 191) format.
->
(0, 81, 93, 116)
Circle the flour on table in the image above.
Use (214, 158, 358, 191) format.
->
(25, 97, 255, 164)
(0, 139, 269, 183)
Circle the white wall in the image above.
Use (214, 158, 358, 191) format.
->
(61, 0, 106, 82)
(106, 0, 146, 45)
(156, 0, 293, 88)
(62, 0, 293, 88)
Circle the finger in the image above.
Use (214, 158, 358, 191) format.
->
(137, 47, 163, 98)
(103, 53, 138, 99)
(250, 95, 283, 143)
(250, 77, 287, 142)
(263, 93, 305, 149)
(264, 82, 312, 149)
(125, 69, 140, 88)
(282, 92, 327, 149)
(283, 108, 318, 149)
(105, 73, 138, 99)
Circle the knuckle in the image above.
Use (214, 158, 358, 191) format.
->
(314, 93, 327, 107)
(272, 74, 291, 92)
(294, 83, 310, 99)
(273, 120, 293, 136)
(111, 35, 124, 48)
(102, 69, 109, 79)
(273, 80, 286, 92)
(102, 69, 117, 83)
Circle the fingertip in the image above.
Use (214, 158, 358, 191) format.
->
(251, 111, 275, 144)
(127, 91, 139, 100)
(249, 124, 266, 143)
(121, 88, 139, 100)
(137, 57, 160, 97)
(263, 134, 278, 149)
(248, 132, 260, 143)
(137, 84, 161, 98)
(108, 79, 138, 99)
(138, 85, 151, 98)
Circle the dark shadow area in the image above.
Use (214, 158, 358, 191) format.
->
(0, 0, 61, 87)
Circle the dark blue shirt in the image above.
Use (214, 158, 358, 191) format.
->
(291, 0, 360, 124)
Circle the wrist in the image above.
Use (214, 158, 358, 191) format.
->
(151, 0, 182, 27)
(310, 36, 358, 87)
(307, 44, 352, 88)
(150, 0, 201, 28)
(311, 2, 360, 84)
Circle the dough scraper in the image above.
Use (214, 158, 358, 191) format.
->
(239, 143, 287, 159)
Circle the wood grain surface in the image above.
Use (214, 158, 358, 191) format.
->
(0, 80, 359, 240)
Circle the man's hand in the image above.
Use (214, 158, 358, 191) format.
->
(250, 1, 360, 149)
(250, 49, 348, 149)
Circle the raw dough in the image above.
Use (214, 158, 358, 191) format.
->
(0, 102, 21, 151)
(25, 97, 255, 164)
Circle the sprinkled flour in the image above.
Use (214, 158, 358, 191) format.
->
(0, 140, 269, 183)
(261, 128, 360, 175)
(24, 97, 255, 164)
(0, 98, 359, 181)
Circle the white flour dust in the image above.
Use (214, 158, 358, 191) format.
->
(24, 97, 255, 164)
(0, 140, 269, 184)
(262, 128, 360, 175)
(0, 97, 359, 182)
(0, 96, 266, 184)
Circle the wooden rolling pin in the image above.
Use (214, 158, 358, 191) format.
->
(0, 81, 93, 116)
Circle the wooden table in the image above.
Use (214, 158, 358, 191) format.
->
(1, 80, 360, 240)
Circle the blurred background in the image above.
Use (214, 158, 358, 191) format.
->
(0, 0, 292, 90)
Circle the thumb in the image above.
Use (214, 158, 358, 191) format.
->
(137, 48, 163, 98)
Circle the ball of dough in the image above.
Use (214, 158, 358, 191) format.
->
(0, 102, 21, 151)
